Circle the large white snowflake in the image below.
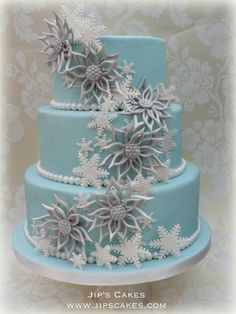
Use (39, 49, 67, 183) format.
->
(149, 224, 182, 260)
(59, 4, 106, 51)
(73, 153, 108, 188)
(88, 112, 118, 137)
(70, 253, 87, 270)
(111, 233, 151, 269)
(91, 243, 117, 269)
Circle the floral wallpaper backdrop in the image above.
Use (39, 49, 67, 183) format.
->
(1, 0, 235, 313)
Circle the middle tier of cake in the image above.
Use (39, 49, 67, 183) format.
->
(37, 104, 183, 184)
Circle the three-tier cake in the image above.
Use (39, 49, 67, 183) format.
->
(13, 5, 211, 282)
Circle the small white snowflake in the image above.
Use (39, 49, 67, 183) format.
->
(154, 165, 170, 183)
(149, 224, 182, 260)
(33, 237, 55, 256)
(132, 174, 155, 196)
(159, 84, 178, 102)
(94, 134, 112, 149)
(118, 60, 135, 77)
(88, 112, 118, 137)
(91, 243, 117, 269)
(100, 95, 118, 112)
(70, 253, 87, 270)
(74, 194, 89, 208)
(73, 153, 108, 188)
(137, 211, 156, 230)
(77, 138, 94, 155)
(111, 233, 151, 269)
(160, 130, 177, 156)
(31, 222, 39, 235)
(113, 75, 140, 111)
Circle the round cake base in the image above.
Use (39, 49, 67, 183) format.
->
(12, 217, 211, 286)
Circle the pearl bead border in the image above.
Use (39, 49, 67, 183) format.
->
(36, 159, 187, 187)
(24, 219, 201, 265)
(50, 99, 99, 111)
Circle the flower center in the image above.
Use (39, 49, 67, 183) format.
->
(110, 205, 127, 221)
(124, 143, 141, 160)
(139, 99, 153, 109)
(86, 65, 102, 82)
(62, 39, 70, 56)
(51, 38, 63, 53)
(58, 219, 71, 235)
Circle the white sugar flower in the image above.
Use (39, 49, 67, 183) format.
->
(81, 179, 154, 243)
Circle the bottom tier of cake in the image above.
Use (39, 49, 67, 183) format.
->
(24, 162, 200, 267)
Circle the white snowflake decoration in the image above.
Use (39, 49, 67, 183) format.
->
(132, 174, 155, 196)
(100, 95, 118, 112)
(160, 130, 177, 157)
(73, 153, 108, 188)
(159, 84, 177, 101)
(59, 4, 106, 51)
(118, 60, 135, 77)
(149, 224, 182, 260)
(137, 211, 155, 230)
(33, 237, 55, 256)
(77, 138, 94, 156)
(91, 243, 117, 269)
(74, 194, 89, 207)
(88, 112, 118, 137)
(113, 75, 140, 110)
(94, 134, 112, 149)
(70, 253, 87, 270)
(153, 163, 171, 183)
(111, 233, 151, 269)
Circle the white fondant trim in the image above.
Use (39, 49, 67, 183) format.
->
(24, 219, 201, 264)
(36, 159, 187, 187)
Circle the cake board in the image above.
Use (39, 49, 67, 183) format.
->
(12, 217, 211, 286)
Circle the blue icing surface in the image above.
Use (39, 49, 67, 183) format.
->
(53, 35, 166, 103)
(38, 104, 182, 178)
(24, 162, 199, 256)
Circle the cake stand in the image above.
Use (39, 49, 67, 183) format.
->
(12, 217, 211, 286)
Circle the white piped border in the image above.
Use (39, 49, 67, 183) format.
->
(24, 219, 201, 264)
(36, 159, 187, 187)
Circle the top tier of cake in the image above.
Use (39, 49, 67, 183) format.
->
(52, 35, 166, 104)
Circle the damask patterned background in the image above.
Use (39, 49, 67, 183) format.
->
(1, 0, 235, 313)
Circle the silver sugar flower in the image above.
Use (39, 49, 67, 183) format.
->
(38, 12, 74, 73)
(65, 46, 122, 104)
(127, 79, 176, 131)
(100, 121, 168, 180)
(32, 194, 93, 259)
(81, 179, 154, 243)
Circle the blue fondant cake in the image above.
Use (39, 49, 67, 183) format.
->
(22, 6, 204, 271)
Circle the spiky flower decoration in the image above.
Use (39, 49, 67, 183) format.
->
(65, 46, 122, 104)
(32, 195, 93, 259)
(81, 179, 154, 243)
(38, 12, 74, 73)
(100, 121, 168, 180)
(126, 79, 176, 131)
